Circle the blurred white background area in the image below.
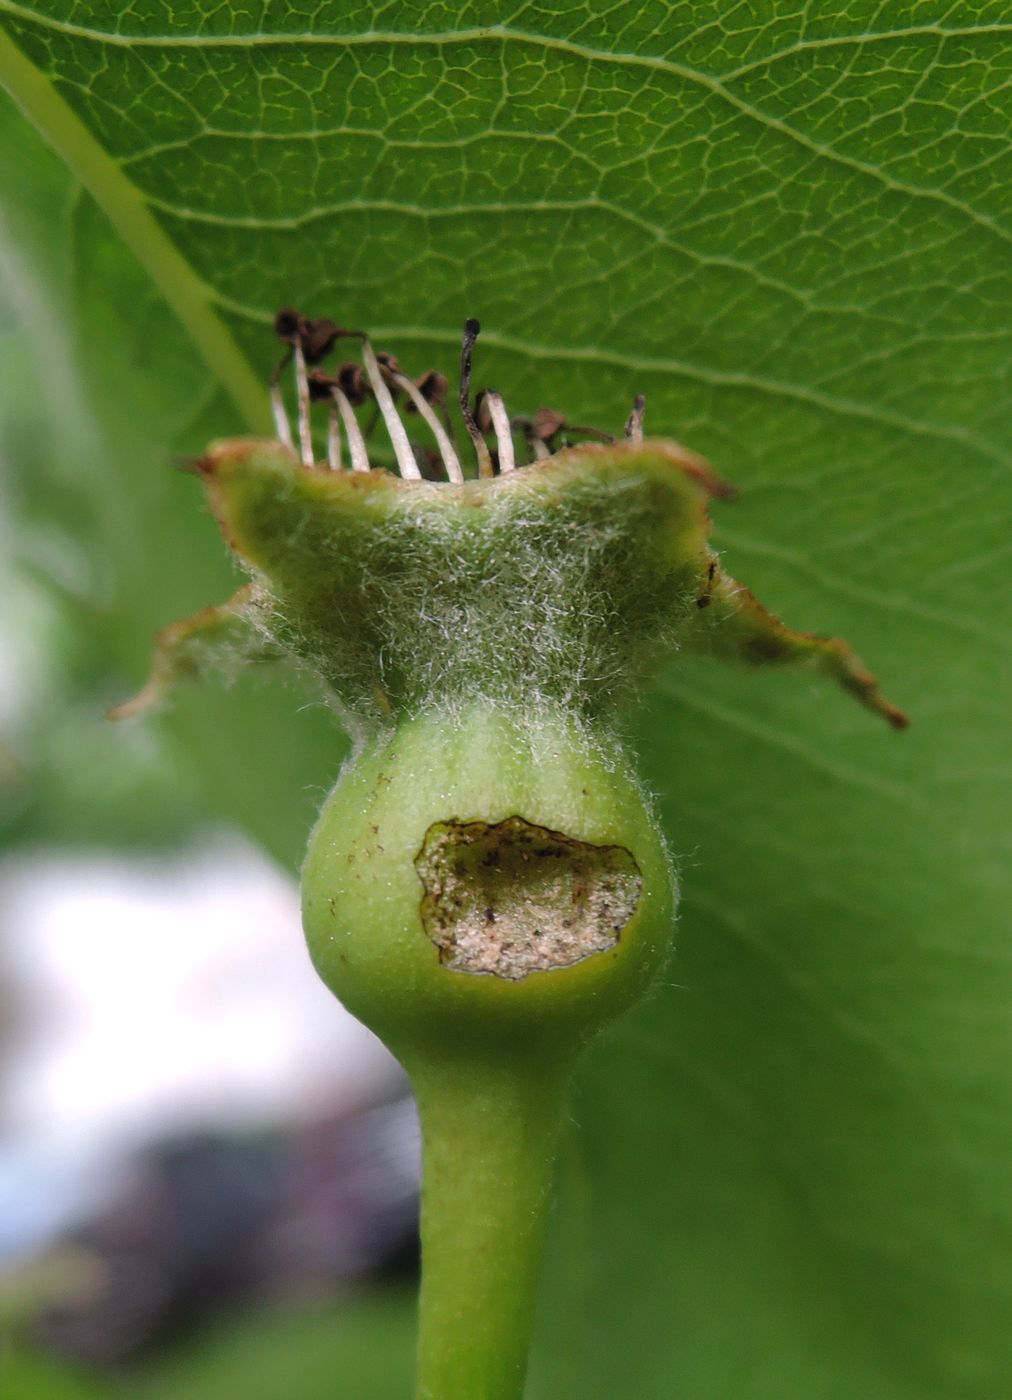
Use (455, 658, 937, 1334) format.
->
(0, 256, 421, 1389)
(0, 837, 401, 1266)
(0, 433, 419, 1374)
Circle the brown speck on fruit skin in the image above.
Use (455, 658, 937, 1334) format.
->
(696, 555, 718, 609)
(415, 815, 642, 981)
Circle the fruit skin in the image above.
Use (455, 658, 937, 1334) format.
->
(302, 701, 675, 1071)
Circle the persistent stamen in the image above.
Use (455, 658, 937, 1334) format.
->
(327, 404, 342, 471)
(270, 360, 295, 451)
(293, 341, 314, 466)
(484, 391, 515, 473)
(391, 371, 464, 484)
(361, 338, 421, 479)
(460, 319, 493, 479)
(269, 307, 654, 481)
(625, 394, 646, 445)
(331, 384, 371, 473)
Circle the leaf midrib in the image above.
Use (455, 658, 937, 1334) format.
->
(0, 24, 269, 433)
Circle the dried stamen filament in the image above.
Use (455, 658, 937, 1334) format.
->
(270, 355, 295, 452)
(390, 370, 464, 484)
(625, 395, 646, 445)
(361, 337, 422, 480)
(330, 381, 371, 474)
(483, 391, 515, 473)
(292, 340, 314, 467)
(327, 401, 342, 471)
(459, 318, 494, 479)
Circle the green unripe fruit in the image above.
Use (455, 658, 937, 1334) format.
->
(122, 325, 905, 1400)
(302, 702, 674, 1070)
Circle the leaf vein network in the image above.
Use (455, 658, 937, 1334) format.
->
(2, 4, 1011, 250)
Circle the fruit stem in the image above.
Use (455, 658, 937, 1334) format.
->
(411, 1052, 570, 1400)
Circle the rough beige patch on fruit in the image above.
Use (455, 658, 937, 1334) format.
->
(415, 815, 642, 980)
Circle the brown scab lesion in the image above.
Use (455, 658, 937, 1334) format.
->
(414, 815, 643, 981)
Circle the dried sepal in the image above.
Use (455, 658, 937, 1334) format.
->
(109, 584, 280, 719)
(685, 566, 909, 728)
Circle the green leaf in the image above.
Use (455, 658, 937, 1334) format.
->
(0, 1351, 117, 1400)
(133, 1292, 416, 1400)
(0, 1293, 416, 1400)
(1, 4, 1009, 1396)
